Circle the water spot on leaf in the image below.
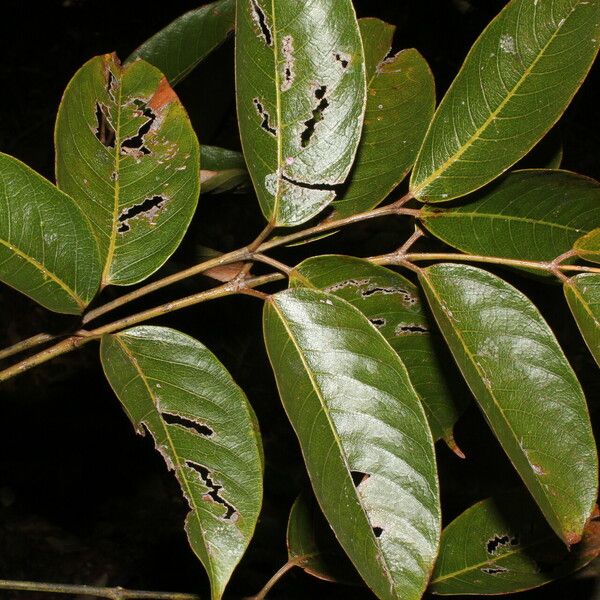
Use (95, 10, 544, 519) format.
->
(250, 0, 272, 46)
(117, 195, 167, 233)
(253, 98, 277, 136)
(185, 461, 238, 521)
(499, 34, 516, 54)
(301, 86, 329, 148)
(162, 411, 214, 437)
(94, 103, 116, 148)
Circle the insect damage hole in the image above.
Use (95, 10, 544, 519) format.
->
(186, 461, 238, 521)
(121, 99, 155, 158)
(334, 52, 350, 69)
(370, 318, 387, 328)
(117, 195, 167, 233)
(486, 534, 519, 554)
(106, 70, 117, 100)
(253, 98, 277, 136)
(94, 103, 116, 148)
(373, 526, 384, 538)
(250, 0, 272, 46)
(281, 35, 295, 91)
(350, 470, 370, 486)
(162, 412, 214, 437)
(301, 86, 329, 148)
(395, 323, 428, 335)
(482, 566, 509, 575)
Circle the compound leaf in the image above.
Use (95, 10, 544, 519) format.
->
(290, 255, 469, 448)
(410, 0, 600, 201)
(331, 18, 435, 218)
(236, 0, 366, 226)
(429, 491, 600, 595)
(127, 0, 235, 85)
(565, 274, 600, 367)
(263, 288, 440, 600)
(0, 153, 101, 314)
(419, 264, 598, 544)
(420, 170, 600, 267)
(55, 53, 200, 286)
(100, 326, 263, 600)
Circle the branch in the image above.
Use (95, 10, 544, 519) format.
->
(0, 579, 199, 600)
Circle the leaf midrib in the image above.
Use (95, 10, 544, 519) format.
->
(0, 237, 84, 309)
(268, 298, 397, 596)
(413, 1, 579, 194)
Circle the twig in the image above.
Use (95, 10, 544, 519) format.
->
(248, 555, 315, 600)
(0, 579, 199, 599)
(0, 333, 56, 361)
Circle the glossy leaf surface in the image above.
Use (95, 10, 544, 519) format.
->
(100, 326, 263, 600)
(127, 0, 235, 85)
(574, 228, 600, 264)
(331, 18, 435, 218)
(290, 255, 469, 446)
(55, 54, 200, 286)
(287, 491, 360, 584)
(430, 491, 600, 595)
(410, 0, 600, 201)
(420, 170, 600, 265)
(236, 0, 366, 226)
(0, 153, 101, 314)
(565, 274, 600, 367)
(263, 288, 440, 600)
(200, 145, 250, 194)
(419, 264, 598, 544)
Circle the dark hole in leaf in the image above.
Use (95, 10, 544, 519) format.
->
(373, 527, 383, 538)
(162, 412, 214, 437)
(350, 470, 370, 486)
(282, 35, 294, 91)
(362, 286, 404, 298)
(250, 0, 272, 46)
(117, 195, 166, 233)
(369, 318, 386, 328)
(253, 98, 277, 136)
(94, 102, 116, 148)
(185, 460, 237, 521)
(487, 534, 518, 554)
(334, 53, 349, 68)
(482, 566, 509, 575)
(301, 86, 329, 148)
(106, 70, 117, 100)
(121, 101, 155, 156)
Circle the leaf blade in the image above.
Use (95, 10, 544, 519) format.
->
(331, 19, 435, 218)
(0, 153, 101, 314)
(429, 491, 600, 595)
(236, 0, 366, 226)
(55, 54, 200, 286)
(565, 273, 600, 367)
(574, 228, 600, 264)
(410, 0, 600, 201)
(263, 288, 440, 600)
(100, 326, 263, 600)
(419, 263, 598, 543)
(126, 0, 235, 85)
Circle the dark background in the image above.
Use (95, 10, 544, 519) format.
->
(0, 1, 598, 598)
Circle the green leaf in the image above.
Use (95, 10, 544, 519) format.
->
(420, 170, 600, 267)
(236, 0, 366, 227)
(330, 18, 435, 219)
(419, 263, 598, 544)
(263, 288, 440, 600)
(0, 153, 101, 314)
(126, 0, 236, 85)
(574, 228, 600, 264)
(565, 274, 600, 367)
(100, 326, 263, 600)
(429, 491, 600, 595)
(55, 53, 201, 286)
(287, 491, 360, 584)
(290, 255, 469, 448)
(410, 0, 600, 202)
(200, 145, 250, 194)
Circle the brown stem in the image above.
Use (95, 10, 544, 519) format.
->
(0, 579, 199, 599)
(0, 333, 57, 361)
(249, 555, 315, 600)
(0, 273, 283, 382)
